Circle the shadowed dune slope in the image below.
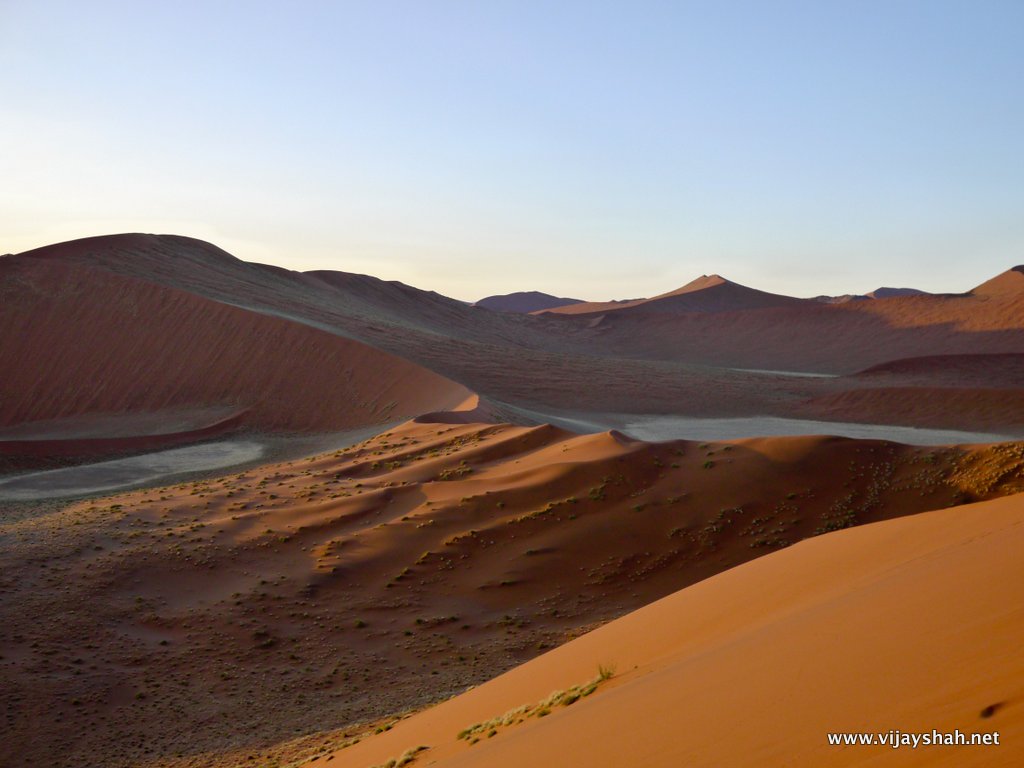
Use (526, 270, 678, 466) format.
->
(7, 233, 525, 349)
(0, 253, 468, 433)
(854, 353, 1024, 387)
(329, 491, 1024, 768)
(804, 354, 1024, 430)
(803, 387, 1024, 431)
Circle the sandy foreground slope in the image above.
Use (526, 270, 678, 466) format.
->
(327, 491, 1024, 768)
(2, 417, 1023, 767)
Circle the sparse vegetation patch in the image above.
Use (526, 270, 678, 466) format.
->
(455, 664, 615, 744)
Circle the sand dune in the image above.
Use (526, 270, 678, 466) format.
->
(3, 415, 1023, 766)
(0, 249, 468, 449)
(970, 265, 1024, 296)
(539, 274, 806, 315)
(327, 491, 1024, 767)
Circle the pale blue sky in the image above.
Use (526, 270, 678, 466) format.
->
(2, 1, 1021, 300)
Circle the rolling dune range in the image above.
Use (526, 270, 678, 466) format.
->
(3, 235, 1024, 766)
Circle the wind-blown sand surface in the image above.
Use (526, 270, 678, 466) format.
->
(2, 416, 1023, 767)
(329, 492, 1024, 768)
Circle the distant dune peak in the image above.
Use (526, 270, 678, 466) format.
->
(475, 291, 584, 313)
(661, 273, 729, 296)
(21, 232, 222, 257)
(812, 286, 928, 303)
(641, 273, 802, 311)
(971, 265, 1024, 296)
(866, 286, 928, 299)
(540, 272, 803, 316)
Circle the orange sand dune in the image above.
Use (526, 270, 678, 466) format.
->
(971, 265, 1024, 296)
(4, 417, 1023, 766)
(0, 253, 468, 436)
(328, 492, 1024, 768)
